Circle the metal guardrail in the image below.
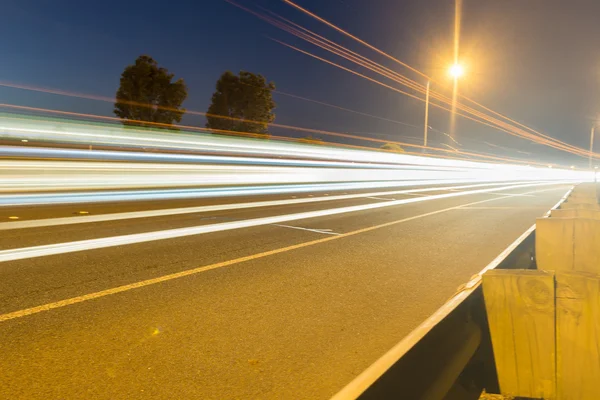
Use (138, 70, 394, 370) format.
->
(331, 186, 573, 400)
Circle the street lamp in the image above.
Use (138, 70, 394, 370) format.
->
(449, 63, 465, 79)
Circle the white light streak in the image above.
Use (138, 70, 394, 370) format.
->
(0, 181, 531, 230)
(0, 181, 571, 263)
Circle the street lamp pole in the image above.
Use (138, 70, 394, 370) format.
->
(423, 80, 430, 147)
(590, 125, 595, 170)
(422, 65, 463, 149)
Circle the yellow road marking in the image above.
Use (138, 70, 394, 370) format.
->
(0, 186, 568, 323)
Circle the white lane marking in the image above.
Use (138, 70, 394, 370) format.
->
(0, 185, 566, 323)
(272, 224, 340, 235)
(0, 181, 569, 263)
(0, 181, 528, 231)
(366, 196, 396, 201)
(399, 193, 432, 197)
(486, 192, 535, 197)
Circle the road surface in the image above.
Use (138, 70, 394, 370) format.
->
(0, 181, 571, 399)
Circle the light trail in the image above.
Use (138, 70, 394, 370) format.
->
(2, 156, 570, 193)
(0, 114, 559, 168)
(0, 181, 573, 263)
(0, 145, 445, 169)
(0, 181, 535, 229)
(0, 180, 508, 206)
(0, 114, 589, 197)
(0, 114, 591, 211)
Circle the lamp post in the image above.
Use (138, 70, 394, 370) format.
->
(423, 81, 430, 147)
(589, 125, 595, 170)
(422, 64, 465, 147)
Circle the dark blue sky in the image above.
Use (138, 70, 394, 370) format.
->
(2, 0, 600, 165)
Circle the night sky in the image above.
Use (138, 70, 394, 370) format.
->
(2, 0, 600, 165)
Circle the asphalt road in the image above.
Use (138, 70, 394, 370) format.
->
(0, 182, 571, 399)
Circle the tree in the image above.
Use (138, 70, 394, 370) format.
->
(114, 55, 188, 128)
(299, 135, 324, 145)
(206, 71, 276, 137)
(380, 143, 405, 153)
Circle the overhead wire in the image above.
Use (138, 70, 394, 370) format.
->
(279, 0, 596, 159)
(255, 4, 593, 158)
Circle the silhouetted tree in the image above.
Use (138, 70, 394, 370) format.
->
(206, 71, 275, 137)
(380, 143, 405, 153)
(114, 55, 187, 128)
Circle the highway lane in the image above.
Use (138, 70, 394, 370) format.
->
(0, 180, 512, 221)
(0, 181, 537, 250)
(0, 183, 571, 399)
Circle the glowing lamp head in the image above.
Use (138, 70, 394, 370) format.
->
(449, 64, 465, 79)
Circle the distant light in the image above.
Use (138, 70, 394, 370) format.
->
(21, 139, 28, 143)
(449, 64, 465, 79)
(570, 165, 575, 169)
(548, 165, 553, 168)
